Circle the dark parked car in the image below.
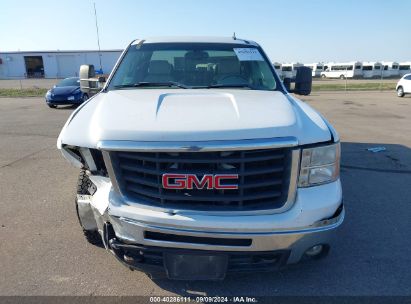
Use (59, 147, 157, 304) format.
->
(45, 77, 88, 108)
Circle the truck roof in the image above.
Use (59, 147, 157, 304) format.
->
(131, 36, 259, 46)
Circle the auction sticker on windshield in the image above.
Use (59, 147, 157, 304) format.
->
(234, 48, 264, 61)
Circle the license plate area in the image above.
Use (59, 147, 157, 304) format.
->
(164, 253, 228, 280)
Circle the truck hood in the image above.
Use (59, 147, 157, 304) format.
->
(58, 89, 331, 148)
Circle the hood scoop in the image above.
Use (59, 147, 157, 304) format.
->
(155, 92, 240, 120)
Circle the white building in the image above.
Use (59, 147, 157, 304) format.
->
(0, 50, 122, 79)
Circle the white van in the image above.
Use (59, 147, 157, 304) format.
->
(381, 62, 400, 78)
(273, 62, 282, 78)
(399, 62, 411, 77)
(321, 62, 363, 79)
(281, 63, 303, 78)
(304, 63, 324, 77)
(362, 62, 383, 79)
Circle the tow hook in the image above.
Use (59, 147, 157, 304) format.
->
(103, 222, 116, 249)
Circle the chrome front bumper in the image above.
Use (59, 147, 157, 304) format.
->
(108, 207, 344, 265)
(103, 179, 344, 264)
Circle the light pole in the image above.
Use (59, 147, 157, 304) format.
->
(345, 67, 348, 91)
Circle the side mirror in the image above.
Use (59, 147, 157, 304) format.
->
(79, 64, 96, 93)
(97, 76, 106, 89)
(283, 77, 292, 91)
(294, 66, 312, 95)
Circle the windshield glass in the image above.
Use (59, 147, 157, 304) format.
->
(108, 43, 278, 90)
(56, 78, 79, 87)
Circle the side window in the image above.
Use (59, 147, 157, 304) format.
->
(405, 75, 411, 80)
(113, 51, 147, 85)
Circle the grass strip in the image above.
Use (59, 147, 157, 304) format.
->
(0, 88, 48, 97)
(312, 82, 396, 91)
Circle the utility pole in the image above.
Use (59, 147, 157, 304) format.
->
(93, 2, 103, 73)
(345, 67, 348, 91)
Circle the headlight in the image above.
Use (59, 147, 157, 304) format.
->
(67, 96, 75, 101)
(46, 90, 52, 97)
(298, 142, 340, 187)
(61, 146, 106, 174)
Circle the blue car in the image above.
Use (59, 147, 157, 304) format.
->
(45, 77, 88, 108)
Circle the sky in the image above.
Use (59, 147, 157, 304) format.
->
(1, 0, 410, 63)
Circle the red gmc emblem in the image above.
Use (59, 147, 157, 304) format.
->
(162, 174, 239, 190)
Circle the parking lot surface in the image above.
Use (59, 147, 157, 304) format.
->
(0, 91, 410, 296)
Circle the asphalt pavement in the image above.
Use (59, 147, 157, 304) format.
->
(0, 91, 410, 296)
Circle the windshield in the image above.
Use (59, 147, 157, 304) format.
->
(56, 78, 79, 87)
(108, 43, 278, 90)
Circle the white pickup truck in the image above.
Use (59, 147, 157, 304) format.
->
(57, 37, 344, 280)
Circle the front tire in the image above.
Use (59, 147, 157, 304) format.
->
(397, 86, 405, 97)
(75, 170, 103, 247)
(340, 74, 345, 79)
(81, 94, 89, 103)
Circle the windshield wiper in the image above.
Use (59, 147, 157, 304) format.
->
(113, 81, 189, 89)
(200, 83, 255, 89)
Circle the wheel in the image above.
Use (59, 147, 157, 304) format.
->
(321, 74, 326, 78)
(397, 86, 405, 97)
(75, 170, 103, 247)
(81, 93, 89, 103)
(340, 74, 345, 79)
(48, 104, 57, 108)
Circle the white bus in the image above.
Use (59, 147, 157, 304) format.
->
(381, 62, 400, 78)
(320, 62, 363, 79)
(399, 62, 411, 77)
(272, 62, 282, 78)
(304, 63, 324, 77)
(362, 62, 383, 78)
(281, 63, 303, 78)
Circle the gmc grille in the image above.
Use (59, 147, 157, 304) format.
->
(108, 148, 292, 211)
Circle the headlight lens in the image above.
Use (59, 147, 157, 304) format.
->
(298, 142, 340, 187)
(46, 90, 51, 97)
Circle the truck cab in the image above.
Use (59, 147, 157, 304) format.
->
(58, 37, 344, 280)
